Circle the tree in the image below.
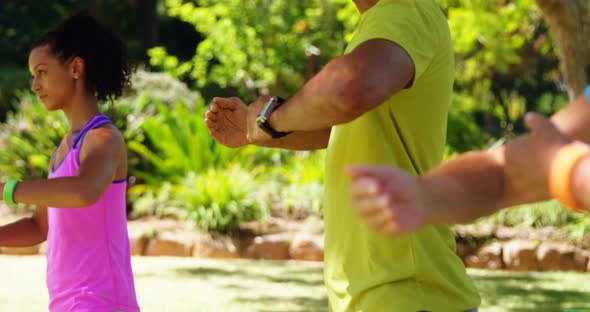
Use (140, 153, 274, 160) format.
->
(439, 0, 564, 151)
(149, 0, 357, 101)
(535, 0, 589, 99)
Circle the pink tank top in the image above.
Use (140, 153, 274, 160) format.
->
(47, 115, 139, 312)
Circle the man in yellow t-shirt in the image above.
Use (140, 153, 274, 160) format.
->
(205, 0, 480, 311)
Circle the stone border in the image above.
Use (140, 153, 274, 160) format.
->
(1, 217, 589, 272)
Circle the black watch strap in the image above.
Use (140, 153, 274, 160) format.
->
(256, 97, 292, 139)
(257, 118, 291, 139)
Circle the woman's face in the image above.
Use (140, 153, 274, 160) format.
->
(28, 45, 77, 111)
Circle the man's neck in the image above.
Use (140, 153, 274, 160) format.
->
(354, 0, 379, 13)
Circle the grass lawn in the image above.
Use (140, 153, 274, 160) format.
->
(0, 255, 588, 311)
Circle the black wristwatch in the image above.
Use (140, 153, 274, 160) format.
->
(256, 96, 292, 139)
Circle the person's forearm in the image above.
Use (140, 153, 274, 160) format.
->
(252, 128, 331, 150)
(419, 147, 542, 225)
(418, 92, 590, 225)
(270, 56, 368, 132)
(0, 218, 46, 247)
(418, 151, 510, 225)
(270, 40, 414, 132)
(572, 156, 590, 211)
(4, 177, 106, 208)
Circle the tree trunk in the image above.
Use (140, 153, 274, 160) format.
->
(536, 0, 589, 99)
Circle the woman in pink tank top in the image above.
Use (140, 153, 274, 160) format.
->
(0, 10, 139, 312)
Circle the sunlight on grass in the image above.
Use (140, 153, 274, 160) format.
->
(470, 269, 590, 312)
(132, 257, 326, 312)
(0, 256, 588, 311)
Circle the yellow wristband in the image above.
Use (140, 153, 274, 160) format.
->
(548, 142, 589, 212)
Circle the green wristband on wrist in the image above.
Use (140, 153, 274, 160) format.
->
(3, 179, 20, 206)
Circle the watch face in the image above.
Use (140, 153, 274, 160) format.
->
(266, 97, 283, 112)
(259, 97, 285, 120)
(259, 100, 274, 119)
(256, 114, 267, 126)
(255, 96, 291, 139)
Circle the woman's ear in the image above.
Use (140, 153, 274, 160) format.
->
(70, 56, 85, 80)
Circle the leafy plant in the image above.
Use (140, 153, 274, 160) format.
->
(261, 151, 326, 218)
(477, 201, 590, 243)
(150, 0, 353, 100)
(0, 93, 67, 181)
(127, 98, 261, 185)
(179, 166, 269, 233)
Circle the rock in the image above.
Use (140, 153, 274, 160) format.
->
(245, 233, 291, 260)
(0, 245, 40, 255)
(193, 234, 239, 259)
(128, 232, 148, 256)
(300, 216, 325, 235)
(453, 224, 496, 240)
(455, 241, 475, 261)
(289, 234, 323, 261)
(502, 240, 538, 271)
(464, 242, 504, 270)
(38, 242, 47, 255)
(239, 217, 305, 236)
(127, 219, 159, 256)
(495, 226, 568, 242)
(536, 242, 587, 272)
(144, 231, 193, 257)
(239, 217, 291, 236)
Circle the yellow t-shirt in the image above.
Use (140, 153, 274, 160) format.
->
(323, 1, 481, 311)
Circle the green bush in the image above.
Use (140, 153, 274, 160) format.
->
(120, 69, 201, 108)
(277, 181, 324, 219)
(0, 73, 207, 214)
(181, 166, 269, 233)
(128, 182, 187, 219)
(126, 94, 296, 186)
(478, 201, 590, 242)
(0, 74, 326, 229)
(0, 94, 67, 181)
(0, 91, 163, 182)
(134, 166, 269, 234)
(272, 151, 325, 217)
(127, 98, 260, 185)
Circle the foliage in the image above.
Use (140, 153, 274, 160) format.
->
(0, 1, 79, 66)
(151, 0, 568, 152)
(2, 1, 586, 236)
(150, 0, 355, 101)
(0, 70, 202, 184)
(478, 200, 590, 242)
(126, 98, 261, 185)
(181, 167, 269, 233)
(120, 68, 201, 107)
(0, 93, 67, 181)
(275, 151, 325, 217)
(128, 182, 186, 220)
(277, 181, 324, 219)
(130, 166, 269, 234)
(0, 0, 147, 119)
(440, 0, 567, 149)
(103, 70, 206, 183)
(128, 148, 327, 228)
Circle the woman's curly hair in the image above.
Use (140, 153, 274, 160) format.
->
(32, 10, 131, 101)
